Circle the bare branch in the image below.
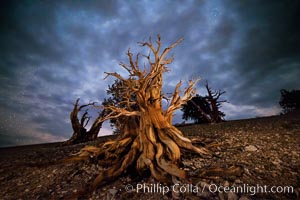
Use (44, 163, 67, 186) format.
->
(78, 102, 96, 111)
(165, 78, 200, 117)
(80, 110, 89, 126)
(159, 37, 184, 66)
(84, 116, 91, 128)
(104, 72, 126, 82)
(95, 105, 140, 124)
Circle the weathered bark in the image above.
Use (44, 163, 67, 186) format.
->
(69, 35, 242, 192)
(64, 98, 105, 145)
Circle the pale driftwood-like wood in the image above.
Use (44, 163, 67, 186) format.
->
(64, 98, 105, 145)
(69, 35, 242, 193)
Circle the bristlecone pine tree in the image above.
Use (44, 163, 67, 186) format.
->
(71, 35, 242, 191)
(182, 81, 226, 124)
(64, 98, 106, 145)
(205, 81, 226, 123)
(181, 94, 212, 124)
(279, 89, 300, 114)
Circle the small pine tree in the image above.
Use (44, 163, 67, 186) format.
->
(181, 82, 226, 124)
(102, 79, 138, 134)
(181, 94, 211, 124)
(279, 89, 300, 114)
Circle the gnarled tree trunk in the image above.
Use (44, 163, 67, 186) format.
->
(70, 36, 242, 192)
(64, 98, 105, 145)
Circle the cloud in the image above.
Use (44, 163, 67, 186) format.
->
(0, 0, 299, 147)
(222, 102, 281, 120)
(223, 0, 300, 105)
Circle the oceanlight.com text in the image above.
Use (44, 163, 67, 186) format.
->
(125, 183, 294, 196)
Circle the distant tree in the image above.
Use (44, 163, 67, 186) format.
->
(182, 81, 226, 123)
(64, 98, 106, 145)
(181, 94, 211, 124)
(279, 89, 300, 114)
(205, 82, 226, 123)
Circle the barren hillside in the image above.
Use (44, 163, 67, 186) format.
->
(0, 113, 299, 200)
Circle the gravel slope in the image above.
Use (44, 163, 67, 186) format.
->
(0, 113, 299, 200)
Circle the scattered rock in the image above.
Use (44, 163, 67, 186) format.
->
(197, 190, 211, 198)
(245, 145, 258, 152)
(0, 114, 299, 200)
(218, 192, 225, 200)
(108, 188, 118, 196)
(227, 191, 239, 200)
(239, 196, 251, 200)
(223, 181, 230, 187)
(234, 179, 242, 184)
(272, 159, 282, 166)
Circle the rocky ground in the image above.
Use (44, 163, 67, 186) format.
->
(0, 113, 299, 200)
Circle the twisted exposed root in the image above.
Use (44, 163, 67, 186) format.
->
(155, 143, 186, 179)
(67, 125, 215, 192)
(157, 129, 180, 161)
(92, 144, 139, 189)
(165, 127, 212, 157)
(64, 146, 102, 162)
(143, 157, 171, 183)
(197, 165, 244, 178)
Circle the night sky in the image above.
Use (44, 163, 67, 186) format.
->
(0, 0, 299, 147)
